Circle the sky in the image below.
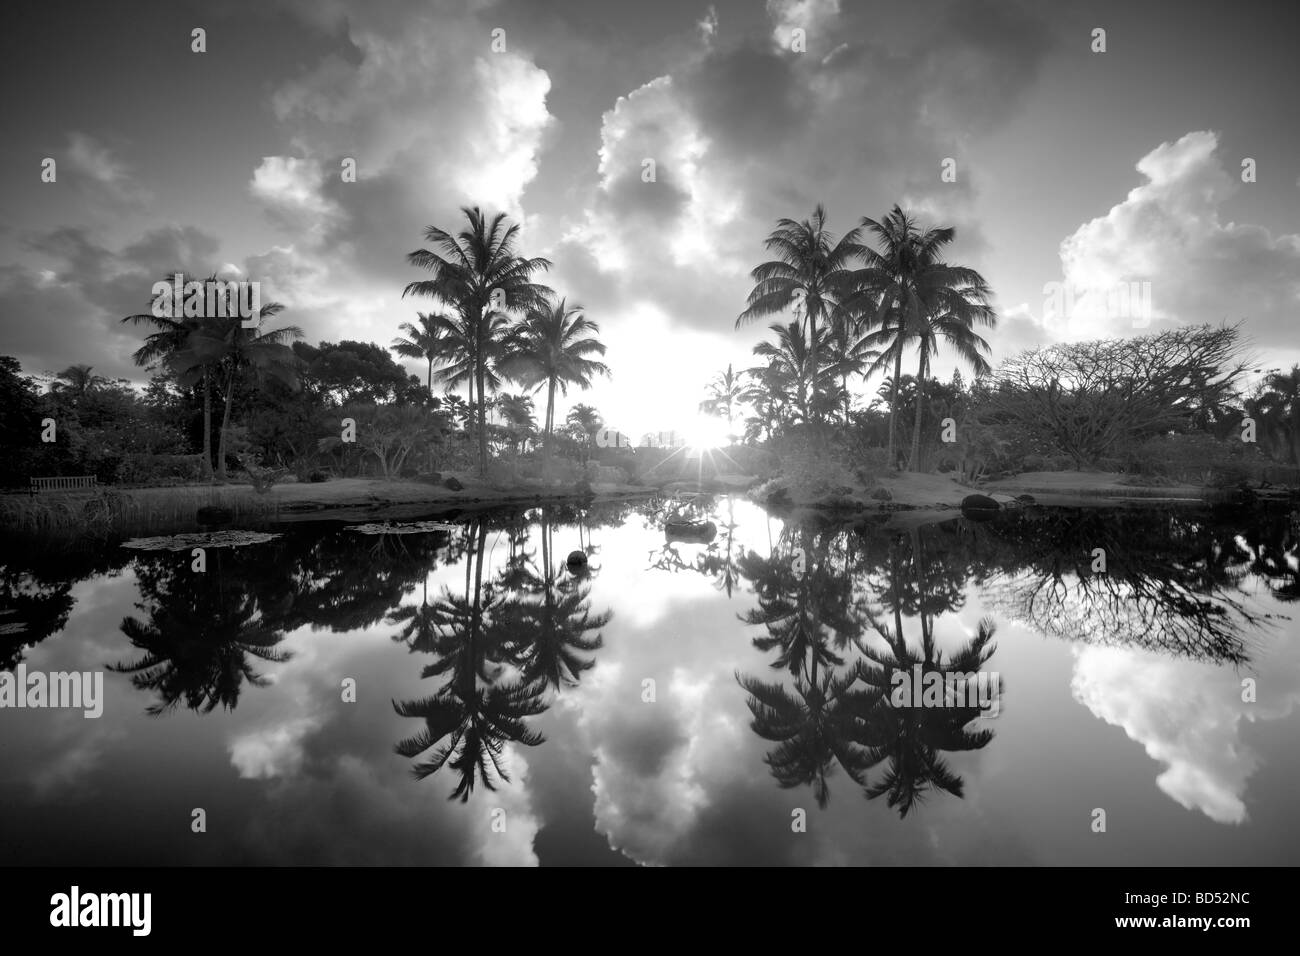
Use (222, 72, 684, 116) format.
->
(1, 0, 1298, 438)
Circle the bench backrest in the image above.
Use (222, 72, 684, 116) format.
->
(30, 476, 99, 493)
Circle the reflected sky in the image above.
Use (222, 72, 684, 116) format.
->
(1, 497, 1297, 866)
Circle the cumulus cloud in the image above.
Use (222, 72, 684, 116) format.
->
(1071, 637, 1300, 825)
(1056, 130, 1300, 344)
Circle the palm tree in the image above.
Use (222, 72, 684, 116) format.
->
(50, 364, 106, 400)
(122, 273, 218, 478)
(902, 269, 995, 470)
(1248, 366, 1300, 468)
(751, 321, 838, 426)
(494, 391, 537, 455)
(851, 206, 963, 467)
(392, 312, 455, 395)
(823, 312, 877, 426)
(737, 205, 863, 426)
(168, 304, 302, 479)
(699, 364, 744, 441)
(404, 206, 553, 477)
(503, 297, 609, 473)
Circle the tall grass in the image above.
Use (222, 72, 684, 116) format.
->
(0, 486, 280, 540)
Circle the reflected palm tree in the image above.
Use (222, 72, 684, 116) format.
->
(737, 669, 881, 808)
(852, 538, 999, 816)
(392, 520, 551, 800)
(492, 508, 612, 689)
(110, 555, 290, 715)
(736, 522, 875, 806)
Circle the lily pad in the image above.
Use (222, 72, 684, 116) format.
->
(345, 521, 460, 535)
(122, 531, 282, 551)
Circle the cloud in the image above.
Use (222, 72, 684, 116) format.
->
(766, 0, 842, 51)
(1056, 130, 1300, 345)
(1071, 637, 1300, 825)
(63, 132, 148, 204)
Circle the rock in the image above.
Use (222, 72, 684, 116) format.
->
(566, 550, 588, 567)
(960, 493, 1001, 521)
(869, 486, 892, 501)
(443, 476, 464, 491)
(1015, 493, 1036, 504)
(196, 505, 234, 525)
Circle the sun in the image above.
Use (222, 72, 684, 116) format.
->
(684, 416, 732, 451)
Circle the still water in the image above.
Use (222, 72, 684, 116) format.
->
(2, 496, 1297, 865)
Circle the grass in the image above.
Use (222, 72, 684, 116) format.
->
(0, 485, 280, 539)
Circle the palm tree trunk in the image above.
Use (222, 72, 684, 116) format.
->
(543, 377, 557, 476)
(807, 305, 820, 432)
(426, 358, 432, 396)
(909, 344, 927, 472)
(201, 370, 214, 482)
(217, 371, 235, 480)
(476, 362, 488, 478)
(887, 332, 904, 468)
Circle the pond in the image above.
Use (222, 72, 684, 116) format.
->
(1, 496, 1297, 866)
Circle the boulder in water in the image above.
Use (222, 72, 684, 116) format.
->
(443, 476, 464, 491)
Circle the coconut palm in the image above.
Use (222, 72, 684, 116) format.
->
(392, 312, 456, 395)
(404, 206, 553, 477)
(751, 321, 839, 426)
(50, 364, 107, 399)
(737, 205, 863, 425)
(168, 303, 302, 479)
(122, 273, 219, 478)
(1248, 366, 1300, 468)
(699, 364, 744, 441)
(503, 297, 609, 472)
(850, 206, 963, 467)
(902, 272, 995, 469)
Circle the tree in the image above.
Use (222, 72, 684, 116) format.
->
(850, 205, 982, 468)
(1248, 366, 1300, 468)
(989, 323, 1252, 467)
(122, 272, 222, 479)
(503, 297, 609, 472)
(49, 364, 107, 401)
(319, 403, 446, 479)
(404, 206, 553, 477)
(737, 205, 863, 426)
(751, 321, 840, 426)
(392, 312, 455, 396)
(169, 306, 303, 479)
(901, 257, 995, 470)
(699, 364, 744, 440)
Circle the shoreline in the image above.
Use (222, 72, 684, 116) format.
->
(3, 469, 1294, 543)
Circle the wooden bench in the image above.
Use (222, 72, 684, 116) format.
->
(30, 475, 98, 495)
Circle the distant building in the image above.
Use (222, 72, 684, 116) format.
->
(638, 430, 686, 449)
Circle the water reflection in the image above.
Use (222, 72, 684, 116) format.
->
(0, 498, 1292, 835)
